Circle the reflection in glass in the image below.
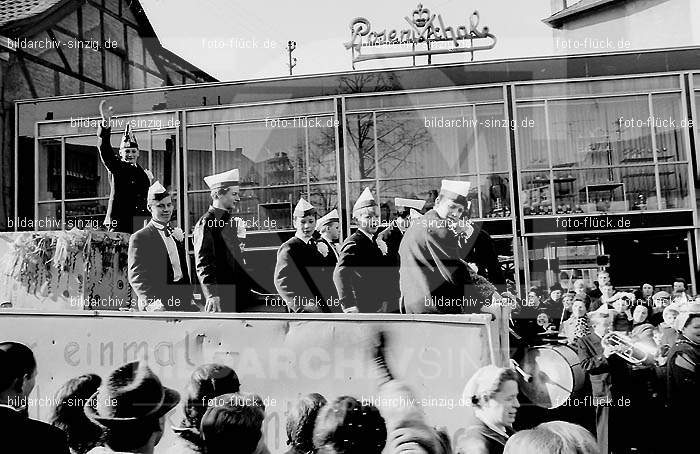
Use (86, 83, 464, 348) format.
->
(659, 164, 690, 209)
(37, 203, 62, 229)
(652, 93, 686, 162)
(307, 119, 337, 182)
(476, 104, 509, 173)
(346, 113, 376, 180)
(521, 172, 552, 216)
(308, 183, 338, 216)
(38, 139, 62, 202)
(216, 122, 306, 187)
(517, 103, 548, 169)
(548, 96, 651, 169)
(65, 199, 108, 229)
(619, 166, 657, 211)
(151, 132, 177, 189)
(187, 126, 212, 191)
(239, 186, 305, 231)
(65, 136, 107, 199)
(187, 192, 210, 234)
(480, 174, 511, 218)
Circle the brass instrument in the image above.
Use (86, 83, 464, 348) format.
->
(601, 332, 658, 365)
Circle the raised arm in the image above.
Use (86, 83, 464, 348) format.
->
(96, 100, 120, 173)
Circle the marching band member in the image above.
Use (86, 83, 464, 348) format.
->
(666, 303, 700, 452)
(398, 180, 498, 314)
(333, 188, 388, 313)
(128, 182, 190, 311)
(376, 198, 426, 313)
(274, 199, 337, 313)
(96, 101, 153, 233)
(193, 168, 252, 312)
(456, 365, 520, 454)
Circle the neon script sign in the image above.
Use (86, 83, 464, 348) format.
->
(344, 3, 496, 68)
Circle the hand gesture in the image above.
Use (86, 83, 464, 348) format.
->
(98, 100, 113, 126)
(205, 296, 221, 312)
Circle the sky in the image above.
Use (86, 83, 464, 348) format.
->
(140, 0, 555, 82)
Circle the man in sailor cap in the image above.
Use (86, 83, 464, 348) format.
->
(274, 199, 338, 313)
(376, 198, 426, 313)
(333, 187, 389, 313)
(128, 182, 191, 311)
(193, 168, 253, 312)
(96, 100, 154, 233)
(398, 180, 499, 314)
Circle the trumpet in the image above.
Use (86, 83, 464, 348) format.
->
(601, 332, 657, 365)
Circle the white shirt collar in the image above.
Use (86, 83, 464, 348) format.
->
(150, 219, 170, 230)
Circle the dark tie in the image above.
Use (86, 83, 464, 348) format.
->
(163, 224, 174, 237)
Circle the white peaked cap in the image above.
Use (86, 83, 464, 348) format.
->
(353, 187, 377, 212)
(316, 209, 339, 230)
(462, 365, 509, 407)
(147, 181, 168, 201)
(440, 179, 471, 205)
(409, 209, 423, 220)
(395, 198, 426, 210)
(293, 197, 317, 218)
(204, 168, 240, 190)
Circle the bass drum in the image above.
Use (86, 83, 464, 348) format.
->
(518, 344, 584, 409)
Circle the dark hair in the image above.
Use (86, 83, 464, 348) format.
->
(181, 364, 240, 430)
(549, 284, 564, 293)
(103, 418, 162, 451)
(200, 392, 265, 454)
(673, 277, 687, 288)
(313, 396, 386, 454)
(50, 374, 104, 454)
(0, 342, 36, 393)
(683, 313, 700, 330)
(287, 393, 327, 453)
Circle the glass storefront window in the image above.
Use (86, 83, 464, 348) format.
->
(517, 103, 548, 170)
(65, 199, 108, 229)
(476, 104, 510, 173)
(38, 139, 62, 202)
(37, 203, 61, 230)
(658, 164, 690, 209)
(548, 96, 651, 169)
(151, 131, 177, 191)
(186, 126, 212, 191)
(521, 172, 552, 216)
(346, 113, 376, 181)
(479, 173, 511, 218)
(65, 136, 110, 200)
(652, 93, 687, 162)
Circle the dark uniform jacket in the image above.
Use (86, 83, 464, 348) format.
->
(0, 406, 70, 454)
(464, 223, 506, 291)
(398, 210, 496, 314)
(97, 124, 150, 233)
(193, 206, 252, 312)
(317, 236, 339, 304)
(333, 230, 387, 312)
(128, 222, 191, 311)
(667, 334, 699, 413)
(455, 421, 512, 454)
(274, 236, 336, 313)
(376, 221, 404, 313)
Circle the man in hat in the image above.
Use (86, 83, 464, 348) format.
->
(193, 168, 254, 312)
(274, 199, 337, 313)
(666, 303, 700, 451)
(399, 180, 499, 314)
(315, 208, 340, 304)
(128, 182, 191, 311)
(0, 342, 70, 454)
(376, 198, 425, 313)
(84, 361, 180, 454)
(333, 187, 389, 313)
(96, 100, 153, 233)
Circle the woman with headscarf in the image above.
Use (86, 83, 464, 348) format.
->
(455, 365, 520, 454)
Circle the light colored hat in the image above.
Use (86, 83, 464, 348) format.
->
(395, 198, 426, 210)
(316, 209, 339, 230)
(204, 168, 240, 190)
(462, 365, 510, 407)
(293, 198, 316, 218)
(353, 187, 377, 212)
(409, 209, 423, 220)
(119, 123, 139, 150)
(439, 180, 470, 206)
(675, 302, 700, 331)
(147, 181, 168, 202)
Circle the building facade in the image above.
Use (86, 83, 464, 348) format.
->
(0, 0, 216, 230)
(12, 47, 700, 304)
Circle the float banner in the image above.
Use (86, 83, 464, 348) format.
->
(0, 312, 501, 453)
